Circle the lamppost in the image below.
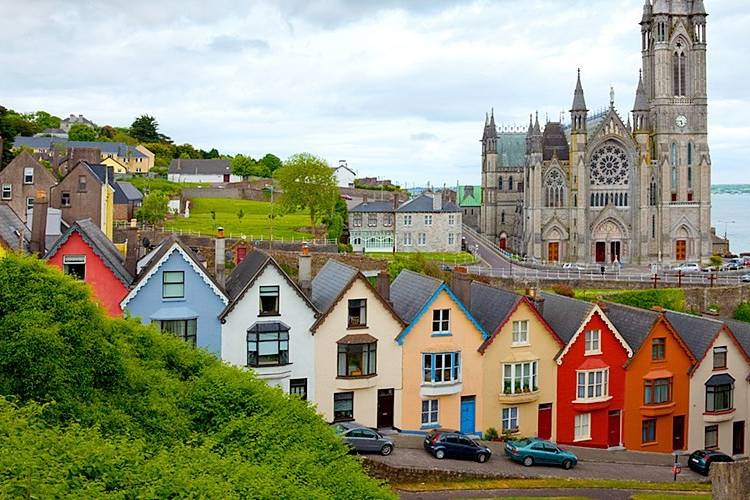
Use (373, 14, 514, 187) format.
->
(719, 220, 735, 240)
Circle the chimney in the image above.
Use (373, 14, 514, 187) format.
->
(124, 219, 139, 277)
(215, 227, 226, 287)
(526, 286, 545, 315)
(362, 194, 368, 204)
(451, 267, 471, 309)
(432, 192, 442, 211)
(298, 242, 312, 295)
(376, 269, 390, 303)
(30, 190, 48, 255)
(650, 305, 665, 313)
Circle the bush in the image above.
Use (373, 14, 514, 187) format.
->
(578, 288, 686, 312)
(484, 427, 499, 441)
(551, 284, 575, 297)
(735, 302, 750, 322)
(0, 255, 392, 498)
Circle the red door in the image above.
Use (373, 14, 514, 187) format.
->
(608, 410, 621, 447)
(235, 246, 247, 264)
(538, 403, 552, 440)
(498, 238, 507, 250)
(223, 173, 231, 182)
(675, 240, 687, 261)
(595, 242, 606, 263)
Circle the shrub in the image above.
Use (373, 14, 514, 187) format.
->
(484, 427, 499, 441)
(735, 302, 750, 323)
(551, 284, 575, 297)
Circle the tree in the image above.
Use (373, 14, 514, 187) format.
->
(231, 154, 262, 178)
(31, 111, 61, 130)
(136, 191, 169, 224)
(258, 153, 282, 177)
(130, 115, 171, 143)
(68, 123, 98, 141)
(201, 148, 220, 159)
(323, 197, 347, 242)
(175, 143, 201, 159)
(274, 153, 339, 231)
(97, 125, 117, 140)
(237, 208, 245, 224)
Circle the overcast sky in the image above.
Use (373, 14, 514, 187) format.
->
(1, 0, 747, 185)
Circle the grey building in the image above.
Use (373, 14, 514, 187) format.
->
(349, 199, 397, 252)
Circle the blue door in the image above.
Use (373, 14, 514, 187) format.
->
(460, 396, 476, 435)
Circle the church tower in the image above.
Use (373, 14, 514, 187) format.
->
(480, 111, 498, 239)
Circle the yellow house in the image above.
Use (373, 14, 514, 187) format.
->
(391, 270, 488, 435)
(468, 281, 563, 440)
(101, 156, 129, 174)
(311, 261, 406, 429)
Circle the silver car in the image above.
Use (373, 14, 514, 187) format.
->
(332, 422, 394, 456)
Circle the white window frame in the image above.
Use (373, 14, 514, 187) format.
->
(511, 320, 529, 345)
(367, 214, 377, 227)
(403, 232, 412, 246)
(421, 399, 439, 426)
(26, 197, 34, 210)
(403, 214, 412, 226)
(502, 407, 519, 432)
(432, 309, 450, 334)
(448, 233, 455, 245)
(502, 360, 538, 394)
(574, 413, 591, 441)
(424, 214, 432, 225)
(23, 167, 34, 184)
(352, 214, 362, 227)
(1, 184, 11, 200)
(417, 233, 426, 246)
(448, 214, 455, 225)
(576, 368, 609, 401)
(584, 329, 601, 355)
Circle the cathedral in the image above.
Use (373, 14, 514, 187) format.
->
(480, 0, 711, 266)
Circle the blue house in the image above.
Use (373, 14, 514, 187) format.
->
(121, 235, 228, 355)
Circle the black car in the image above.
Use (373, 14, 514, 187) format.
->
(688, 449, 734, 476)
(423, 429, 491, 463)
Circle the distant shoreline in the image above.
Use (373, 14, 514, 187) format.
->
(712, 185, 750, 194)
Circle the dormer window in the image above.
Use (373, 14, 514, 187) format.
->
(23, 167, 34, 184)
(584, 329, 601, 355)
(713, 346, 727, 370)
(259, 285, 279, 315)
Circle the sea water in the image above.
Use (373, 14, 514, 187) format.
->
(712, 187, 750, 254)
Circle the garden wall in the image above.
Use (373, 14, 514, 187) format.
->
(711, 460, 750, 500)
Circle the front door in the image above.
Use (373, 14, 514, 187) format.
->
(377, 389, 394, 429)
(460, 396, 476, 435)
(499, 238, 507, 250)
(538, 403, 552, 440)
(673, 415, 685, 450)
(595, 242, 606, 263)
(610, 241, 621, 262)
(548, 242, 559, 262)
(223, 173, 230, 182)
(675, 240, 687, 261)
(608, 410, 621, 447)
(733, 421, 745, 455)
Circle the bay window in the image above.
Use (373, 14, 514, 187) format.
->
(576, 368, 609, 400)
(706, 384, 733, 412)
(160, 319, 197, 346)
(423, 352, 460, 384)
(247, 323, 289, 367)
(502, 361, 538, 394)
(337, 341, 377, 377)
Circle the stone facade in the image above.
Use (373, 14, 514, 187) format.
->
(0, 152, 58, 223)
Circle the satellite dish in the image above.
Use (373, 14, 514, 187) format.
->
(142, 237, 151, 249)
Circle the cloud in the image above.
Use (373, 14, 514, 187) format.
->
(209, 36, 269, 53)
(410, 132, 438, 142)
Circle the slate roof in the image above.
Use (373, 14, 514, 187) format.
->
(390, 269, 443, 323)
(495, 132, 526, 168)
(542, 122, 570, 161)
(571, 70, 587, 111)
(311, 259, 359, 313)
(601, 302, 660, 353)
(0, 204, 29, 251)
(115, 181, 143, 202)
(458, 186, 482, 207)
(45, 218, 134, 286)
(396, 194, 461, 213)
(469, 281, 521, 335)
(349, 200, 394, 213)
(724, 319, 750, 360)
(664, 310, 724, 362)
(539, 292, 595, 343)
(12, 136, 145, 158)
(168, 159, 231, 175)
(225, 249, 271, 300)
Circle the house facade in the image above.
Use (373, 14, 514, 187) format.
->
(395, 193, 462, 253)
(220, 250, 318, 399)
(0, 152, 58, 223)
(50, 162, 115, 240)
(121, 237, 228, 356)
(167, 159, 241, 183)
(391, 270, 487, 435)
(458, 185, 482, 231)
(348, 200, 396, 253)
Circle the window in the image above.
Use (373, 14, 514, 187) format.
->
(688, 143, 693, 165)
(421, 400, 439, 426)
(508, 177, 513, 191)
(649, 177, 657, 206)
(403, 214, 412, 226)
(432, 309, 450, 334)
(502, 361, 538, 394)
(352, 214, 362, 227)
(247, 326, 289, 366)
(160, 319, 197, 346)
(162, 271, 185, 299)
(544, 170, 566, 208)
(289, 378, 307, 400)
(502, 407, 519, 432)
(78, 175, 87, 192)
(584, 329, 601, 354)
(448, 214, 455, 225)
(367, 214, 377, 227)
(1, 184, 10, 200)
(673, 46, 687, 97)
(652, 214, 657, 239)
(422, 352, 460, 384)
(652, 338, 666, 360)
(706, 384, 733, 412)
(704, 425, 718, 449)
(687, 165, 693, 191)
(259, 285, 279, 315)
(424, 215, 432, 225)
(574, 413, 591, 441)
(642, 419, 657, 443)
(62, 255, 86, 279)
(61, 191, 71, 207)
(501, 211, 505, 224)
(403, 232, 412, 246)
(713, 346, 727, 369)
(347, 299, 367, 327)
(644, 378, 672, 404)
(498, 176, 503, 190)
(26, 197, 34, 211)
(512, 320, 529, 345)
(23, 167, 33, 184)
(576, 369, 609, 400)
(337, 342, 377, 377)
(383, 213, 393, 227)
(448, 233, 455, 245)
(417, 233, 426, 246)
(333, 392, 354, 421)
(671, 143, 678, 193)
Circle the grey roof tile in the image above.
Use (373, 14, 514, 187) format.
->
(724, 319, 750, 360)
(469, 281, 521, 335)
(539, 292, 595, 343)
(224, 249, 270, 300)
(311, 259, 359, 313)
(0, 204, 29, 251)
(116, 181, 143, 201)
(168, 159, 231, 175)
(390, 269, 443, 323)
(349, 200, 394, 213)
(601, 302, 659, 352)
(664, 310, 724, 361)
(396, 194, 461, 213)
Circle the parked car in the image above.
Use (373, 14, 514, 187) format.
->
(332, 422, 394, 456)
(505, 438, 578, 470)
(741, 274, 750, 283)
(688, 449, 734, 476)
(673, 262, 702, 273)
(423, 429, 492, 463)
(562, 263, 586, 271)
(742, 256, 750, 267)
(722, 259, 744, 271)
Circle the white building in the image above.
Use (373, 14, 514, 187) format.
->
(333, 161, 356, 188)
(167, 159, 242, 183)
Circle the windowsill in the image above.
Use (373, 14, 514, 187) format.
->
(584, 351, 602, 357)
(258, 312, 281, 317)
(333, 418, 355, 424)
(573, 395, 612, 404)
(573, 436, 592, 443)
(431, 332, 452, 337)
(712, 367, 727, 372)
(420, 423, 441, 430)
(641, 441, 659, 448)
(162, 297, 186, 302)
(248, 363, 293, 369)
(347, 324, 369, 330)
(511, 342, 530, 348)
(337, 373, 377, 380)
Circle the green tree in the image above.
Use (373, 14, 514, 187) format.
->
(175, 143, 201, 159)
(201, 148, 220, 159)
(130, 115, 171, 143)
(136, 191, 169, 224)
(67, 123, 98, 141)
(97, 125, 117, 140)
(231, 154, 262, 178)
(259, 153, 282, 177)
(31, 111, 61, 130)
(237, 208, 245, 224)
(735, 302, 750, 323)
(323, 197, 347, 242)
(275, 153, 339, 231)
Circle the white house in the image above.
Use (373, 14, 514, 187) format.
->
(167, 159, 242, 183)
(333, 161, 356, 188)
(220, 248, 319, 401)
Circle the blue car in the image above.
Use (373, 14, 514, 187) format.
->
(505, 438, 578, 469)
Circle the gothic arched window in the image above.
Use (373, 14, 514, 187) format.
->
(673, 43, 687, 97)
(498, 176, 503, 190)
(508, 177, 514, 191)
(590, 141, 629, 186)
(671, 143, 678, 192)
(649, 177, 657, 206)
(688, 165, 693, 190)
(544, 169, 565, 208)
(687, 143, 693, 165)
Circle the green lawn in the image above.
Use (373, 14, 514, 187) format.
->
(125, 177, 210, 197)
(164, 198, 313, 239)
(368, 252, 477, 264)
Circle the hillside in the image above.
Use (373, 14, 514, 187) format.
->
(0, 255, 392, 498)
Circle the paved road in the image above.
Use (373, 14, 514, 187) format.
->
(398, 487, 645, 499)
(462, 225, 510, 271)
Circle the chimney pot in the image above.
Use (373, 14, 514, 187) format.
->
(376, 269, 390, 302)
(298, 245, 312, 295)
(451, 268, 471, 309)
(30, 191, 49, 255)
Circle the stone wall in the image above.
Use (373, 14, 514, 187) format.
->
(684, 285, 750, 318)
(711, 460, 750, 500)
(363, 458, 509, 483)
(268, 250, 387, 278)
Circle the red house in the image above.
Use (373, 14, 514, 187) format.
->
(45, 219, 134, 316)
(540, 293, 632, 448)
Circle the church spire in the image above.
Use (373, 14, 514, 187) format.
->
(533, 111, 541, 135)
(633, 70, 649, 111)
(489, 108, 496, 129)
(571, 68, 587, 111)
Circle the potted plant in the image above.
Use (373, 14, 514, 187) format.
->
(484, 427, 500, 441)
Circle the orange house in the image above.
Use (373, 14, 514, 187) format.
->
(605, 303, 695, 452)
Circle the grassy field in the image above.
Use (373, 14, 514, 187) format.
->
(368, 252, 477, 264)
(164, 198, 313, 239)
(392, 478, 711, 494)
(125, 177, 210, 197)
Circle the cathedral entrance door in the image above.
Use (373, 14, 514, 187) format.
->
(595, 242, 606, 263)
(548, 242, 559, 262)
(675, 240, 687, 261)
(610, 241, 621, 262)
(499, 238, 507, 250)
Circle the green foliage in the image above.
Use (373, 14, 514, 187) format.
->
(353, 180, 402, 192)
(175, 143, 202, 159)
(484, 427, 499, 441)
(734, 302, 750, 322)
(0, 255, 393, 499)
(130, 115, 171, 143)
(68, 123, 98, 141)
(324, 198, 348, 242)
(551, 284, 575, 297)
(576, 288, 686, 312)
(388, 252, 428, 280)
(143, 142, 176, 169)
(30, 111, 61, 130)
(231, 154, 263, 177)
(136, 191, 169, 224)
(710, 255, 724, 269)
(259, 153, 283, 176)
(275, 153, 339, 230)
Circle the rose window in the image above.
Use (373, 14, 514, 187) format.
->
(590, 143, 629, 186)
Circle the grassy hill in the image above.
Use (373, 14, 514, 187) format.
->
(0, 255, 392, 498)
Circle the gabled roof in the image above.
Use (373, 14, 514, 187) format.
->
(664, 310, 724, 363)
(539, 292, 595, 343)
(390, 269, 442, 323)
(44, 218, 133, 286)
(219, 249, 317, 320)
(349, 200, 394, 213)
(396, 194, 460, 213)
(542, 122, 570, 161)
(114, 181, 143, 203)
(724, 319, 750, 360)
(601, 302, 660, 353)
(121, 235, 227, 308)
(168, 159, 231, 175)
(0, 204, 29, 252)
(12, 136, 145, 158)
(457, 186, 482, 207)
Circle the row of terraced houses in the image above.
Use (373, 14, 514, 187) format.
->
(10, 215, 750, 458)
